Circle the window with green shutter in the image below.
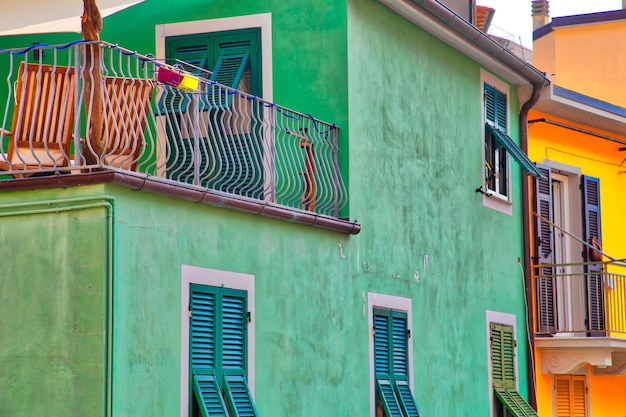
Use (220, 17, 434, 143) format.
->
(190, 285, 258, 417)
(483, 83, 543, 200)
(373, 308, 420, 417)
(163, 29, 264, 199)
(489, 323, 538, 417)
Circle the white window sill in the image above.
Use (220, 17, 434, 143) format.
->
(482, 191, 512, 216)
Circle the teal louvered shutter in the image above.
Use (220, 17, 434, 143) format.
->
(374, 309, 416, 417)
(210, 53, 249, 89)
(224, 372, 259, 417)
(374, 310, 391, 378)
(377, 379, 403, 417)
(484, 84, 496, 126)
(222, 289, 247, 372)
(191, 285, 229, 416)
(534, 164, 556, 334)
(495, 89, 507, 132)
(192, 372, 228, 417)
(391, 312, 408, 381)
(581, 175, 605, 335)
(395, 380, 420, 417)
(221, 289, 257, 417)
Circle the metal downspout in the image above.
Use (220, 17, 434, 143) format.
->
(520, 85, 542, 411)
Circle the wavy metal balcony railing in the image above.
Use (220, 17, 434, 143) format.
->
(533, 261, 626, 337)
(0, 41, 347, 218)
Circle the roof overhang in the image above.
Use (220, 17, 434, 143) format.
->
(533, 85, 626, 136)
(379, 0, 549, 101)
(0, 0, 144, 36)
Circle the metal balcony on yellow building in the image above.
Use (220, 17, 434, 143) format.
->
(532, 260, 626, 375)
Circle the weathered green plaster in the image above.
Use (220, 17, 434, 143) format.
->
(347, 1, 528, 415)
(0, 194, 107, 417)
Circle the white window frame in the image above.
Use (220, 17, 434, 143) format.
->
(156, 13, 273, 103)
(486, 310, 518, 417)
(368, 292, 414, 417)
(481, 69, 512, 216)
(180, 265, 255, 417)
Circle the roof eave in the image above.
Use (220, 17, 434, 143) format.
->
(380, 0, 549, 90)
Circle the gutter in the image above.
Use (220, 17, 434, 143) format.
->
(520, 85, 542, 410)
(0, 171, 361, 235)
(379, 0, 551, 409)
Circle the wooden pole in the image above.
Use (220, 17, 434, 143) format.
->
(82, 0, 104, 165)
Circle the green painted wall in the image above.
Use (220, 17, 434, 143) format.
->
(346, 0, 529, 415)
(0, 194, 107, 417)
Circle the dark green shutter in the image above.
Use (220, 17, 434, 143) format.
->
(374, 309, 419, 417)
(391, 313, 408, 381)
(534, 164, 556, 333)
(192, 372, 228, 417)
(581, 175, 605, 334)
(395, 380, 420, 417)
(224, 372, 259, 417)
(374, 311, 391, 377)
(377, 379, 403, 417)
(222, 290, 247, 371)
(484, 84, 496, 126)
(191, 285, 229, 416)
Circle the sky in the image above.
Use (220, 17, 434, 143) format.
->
(476, 0, 623, 48)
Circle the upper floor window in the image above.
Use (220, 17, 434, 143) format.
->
(484, 83, 510, 199)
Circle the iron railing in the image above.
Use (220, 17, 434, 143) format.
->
(533, 261, 626, 337)
(0, 41, 347, 218)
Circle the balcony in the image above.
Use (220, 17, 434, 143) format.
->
(0, 41, 353, 229)
(533, 260, 626, 374)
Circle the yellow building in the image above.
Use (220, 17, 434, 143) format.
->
(528, 5, 626, 416)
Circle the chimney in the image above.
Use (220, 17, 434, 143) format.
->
(623, 0, 626, 9)
(532, 0, 550, 30)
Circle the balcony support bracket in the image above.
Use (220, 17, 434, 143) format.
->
(540, 348, 613, 374)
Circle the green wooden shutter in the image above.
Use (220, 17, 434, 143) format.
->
(534, 164, 556, 333)
(495, 89, 507, 132)
(192, 372, 228, 417)
(210, 53, 249, 89)
(374, 311, 391, 378)
(191, 285, 229, 416)
(222, 290, 247, 372)
(374, 309, 418, 417)
(391, 312, 408, 381)
(395, 380, 420, 417)
(484, 84, 496, 126)
(494, 389, 539, 417)
(220, 289, 258, 417)
(581, 175, 605, 334)
(377, 379, 403, 417)
(490, 324, 516, 389)
(224, 372, 259, 417)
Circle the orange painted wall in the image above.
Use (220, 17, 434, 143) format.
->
(534, 350, 626, 417)
(534, 20, 626, 107)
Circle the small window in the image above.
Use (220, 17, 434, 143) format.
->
(489, 323, 538, 417)
(554, 375, 588, 417)
(373, 308, 420, 417)
(190, 284, 258, 417)
(484, 83, 510, 199)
